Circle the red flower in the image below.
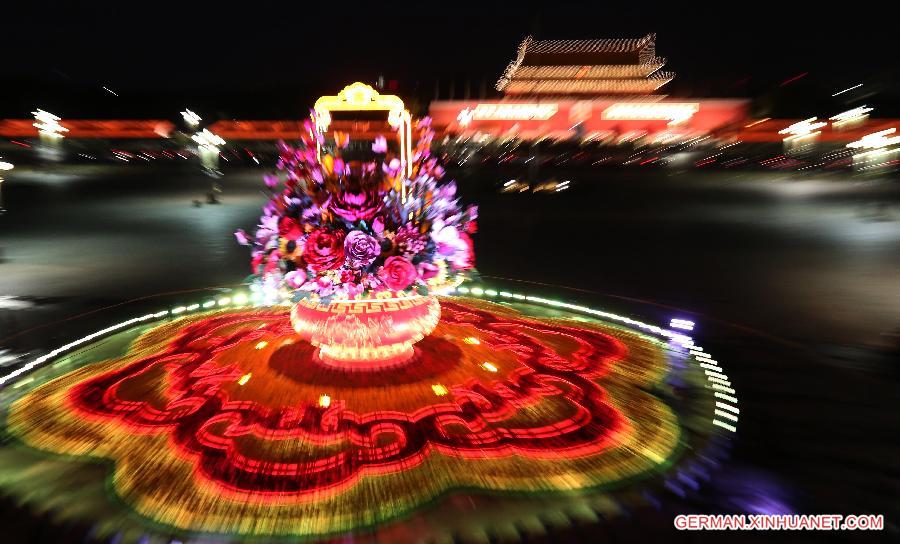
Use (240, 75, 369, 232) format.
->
(380, 256, 417, 291)
(457, 233, 475, 270)
(303, 229, 345, 272)
(251, 252, 265, 274)
(278, 217, 304, 240)
(465, 220, 478, 234)
(264, 251, 282, 274)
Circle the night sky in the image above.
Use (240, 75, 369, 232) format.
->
(3, 1, 898, 118)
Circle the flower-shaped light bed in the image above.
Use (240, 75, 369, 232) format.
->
(0, 290, 737, 542)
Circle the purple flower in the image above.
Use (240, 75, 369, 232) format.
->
(372, 135, 388, 153)
(234, 229, 250, 246)
(264, 173, 279, 189)
(437, 181, 457, 200)
(344, 230, 379, 268)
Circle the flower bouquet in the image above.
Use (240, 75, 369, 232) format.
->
(237, 113, 477, 366)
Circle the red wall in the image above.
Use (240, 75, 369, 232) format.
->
(428, 99, 750, 139)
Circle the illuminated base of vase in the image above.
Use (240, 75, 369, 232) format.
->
(317, 342, 416, 370)
(290, 294, 441, 371)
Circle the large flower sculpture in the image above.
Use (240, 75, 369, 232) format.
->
(236, 118, 478, 305)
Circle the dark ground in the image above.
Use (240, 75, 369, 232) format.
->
(1, 163, 898, 541)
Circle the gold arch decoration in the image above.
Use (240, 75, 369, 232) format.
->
(313, 82, 414, 186)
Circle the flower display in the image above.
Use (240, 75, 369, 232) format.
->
(238, 114, 477, 303)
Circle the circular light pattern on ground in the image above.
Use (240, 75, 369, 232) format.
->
(0, 294, 734, 542)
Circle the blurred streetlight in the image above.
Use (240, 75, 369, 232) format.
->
(191, 128, 226, 197)
(830, 106, 873, 130)
(847, 128, 900, 169)
(32, 109, 68, 143)
(181, 109, 201, 128)
(779, 117, 826, 153)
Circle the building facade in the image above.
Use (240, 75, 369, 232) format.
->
(430, 35, 749, 143)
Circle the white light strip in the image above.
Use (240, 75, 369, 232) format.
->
(669, 318, 695, 331)
(832, 83, 862, 97)
(715, 401, 740, 414)
(714, 409, 739, 422)
(0, 291, 251, 386)
(713, 419, 737, 432)
(0, 313, 156, 385)
(714, 392, 739, 404)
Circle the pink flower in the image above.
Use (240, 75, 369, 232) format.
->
(333, 158, 347, 176)
(345, 282, 364, 298)
(284, 270, 307, 288)
(431, 221, 467, 256)
(379, 256, 417, 291)
(372, 216, 385, 235)
(417, 262, 439, 280)
(372, 135, 388, 153)
(383, 158, 402, 177)
(264, 173, 279, 188)
(455, 232, 475, 270)
(330, 189, 383, 222)
(234, 229, 250, 245)
(256, 215, 278, 243)
(315, 275, 336, 297)
(395, 223, 427, 257)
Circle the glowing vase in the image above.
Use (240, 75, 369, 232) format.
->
(290, 294, 441, 368)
